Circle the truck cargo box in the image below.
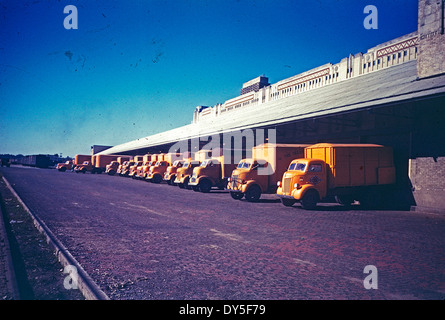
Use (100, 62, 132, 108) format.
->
(74, 154, 91, 165)
(304, 143, 395, 188)
(252, 143, 308, 182)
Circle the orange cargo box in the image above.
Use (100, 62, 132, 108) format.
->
(74, 154, 91, 165)
(304, 143, 395, 188)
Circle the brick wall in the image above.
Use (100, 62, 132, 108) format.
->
(409, 157, 445, 209)
(417, 0, 445, 78)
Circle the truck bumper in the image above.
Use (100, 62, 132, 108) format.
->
(188, 177, 198, 186)
(276, 194, 295, 200)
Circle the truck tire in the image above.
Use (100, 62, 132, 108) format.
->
(199, 179, 212, 193)
(184, 177, 191, 189)
(245, 185, 261, 202)
(170, 176, 177, 186)
(59, 167, 67, 172)
(152, 174, 162, 184)
(230, 192, 244, 200)
(359, 189, 384, 209)
(108, 170, 116, 176)
(335, 195, 355, 207)
(301, 190, 319, 210)
(281, 198, 296, 207)
(192, 186, 200, 192)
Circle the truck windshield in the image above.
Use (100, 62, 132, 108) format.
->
(200, 161, 208, 167)
(288, 162, 306, 171)
(183, 162, 189, 168)
(237, 161, 251, 169)
(173, 161, 181, 167)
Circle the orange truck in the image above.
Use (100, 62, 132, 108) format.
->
(227, 143, 308, 202)
(276, 143, 396, 209)
(56, 160, 74, 172)
(117, 159, 133, 175)
(93, 155, 123, 174)
(174, 154, 202, 189)
(188, 149, 242, 193)
(106, 156, 131, 175)
(120, 156, 142, 177)
(128, 155, 145, 178)
(74, 160, 94, 173)
(163, 153, 189, 185)
(136, 154, 158, 179)
(146, 153, 182, 183)
(72, 154, 91, 171)
(134, 154, 152, 179)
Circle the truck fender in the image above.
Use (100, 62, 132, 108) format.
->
(291, 184, 319, 201)
(242, 180, 263, 194)
(196, 175, 214, 186)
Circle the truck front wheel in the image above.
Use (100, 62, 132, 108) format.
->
(300, 190, 319, 210)
(199, 179, 212, 193)
(281, 198, 296, 207)
(230, 192, 244, 200)
(245, 185, 261, 202)
(152, 174, 162, 184)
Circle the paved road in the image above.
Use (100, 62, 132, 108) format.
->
(1, 166, 444, 300)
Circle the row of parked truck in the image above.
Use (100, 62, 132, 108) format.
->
(56, 143, 396, 210)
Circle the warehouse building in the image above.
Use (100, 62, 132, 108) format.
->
(97, 0, 445, 212)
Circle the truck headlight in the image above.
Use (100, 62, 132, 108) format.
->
(277, 181, 281, 187)
(294, 183, 299, 189)
(227, 177, 231, 182)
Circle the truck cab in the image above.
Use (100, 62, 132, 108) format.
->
(120, 161, 135, 176)
(128, 161, 143, 178)
(277, 159, 327, 209)
(105, 161, 119, 175)
(117, 161, 128, 175)
(227, 159, 270, 201)
(146, 161, 169, 183)
(141, 161, 156, 179)
(189, 159, 230, 193)
(163, 160, 183, 185)
(56, 160, 73, 172)
(74, 161, 93, 174)
(174, 160, 200, 189)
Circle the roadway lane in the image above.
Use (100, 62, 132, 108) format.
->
(1, 166, 444, 300)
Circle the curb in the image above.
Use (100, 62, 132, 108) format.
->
(1, 176, 110, 300)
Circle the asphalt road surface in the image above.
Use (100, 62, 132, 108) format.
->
(1, 166, 444, 300)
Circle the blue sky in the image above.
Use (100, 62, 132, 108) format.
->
(0, 0, 418, 157)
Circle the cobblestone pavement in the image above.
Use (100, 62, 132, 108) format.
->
(0, 203, 15, 300)
(1, 166, 444, 300)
